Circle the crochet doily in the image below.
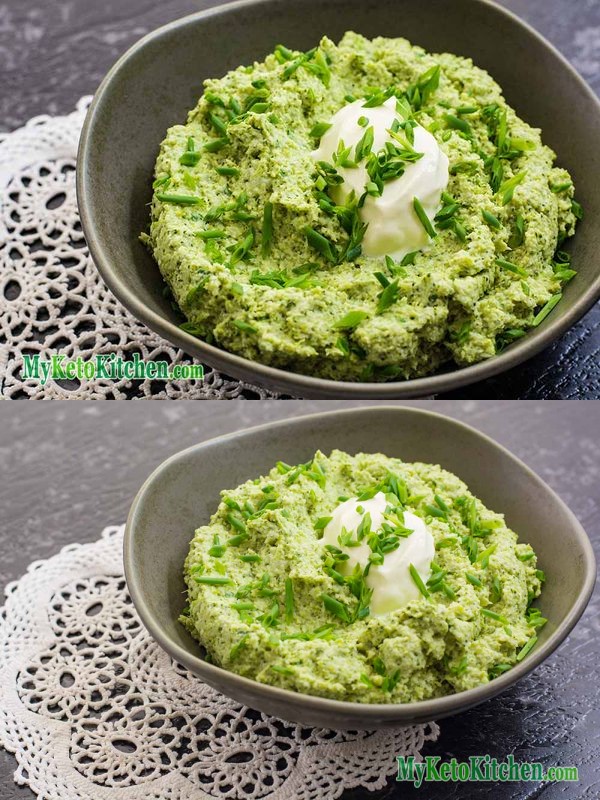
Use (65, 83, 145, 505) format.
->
(0, 98, 281, 399)
(0, 525, 439, 800)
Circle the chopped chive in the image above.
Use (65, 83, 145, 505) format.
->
(315, 516, 333, 530)
(358, 116, 369, 127)
(482, 608, 509, 624)
(204, 137, 230, 153)
(489, 663, 512, 679)
(274, 43, 294, 62)
(401, 251, 418, 266)
(482, 210, 501, 229)
(516, 635, 538, 662)
(233, 319, 257, 333)
(305, 226, 338, 263)
(571, 199, 584, 220)
(285, 578, 294, 623)
(232, 601, 254, 611)
(517, 551, 535, 562)
(156, 193, 201, 206)
(229, 633, 249, 660)
(271, 664, 294, 675)
(333, 310, 368, 330)
(425, 504, 447, 519)
(376, 280, 400, 315)
(228, 533, 249, 546)
(309, 121, 332, 138)
(435, 495, 450, 513)
(498, 171, 526, 204)
(550, 181, 572, 194)
(531, 294, 562, 326)
(444, 113, 471, 135)
(477, 544, 496, 568)
(261, 202, 273, 256)
(230, 229, 255, 267)
(180, 151, 201, 167)
(196, 229, 226, 239)
(436, 537, 458, 549)
(491, 576, 503, 603)
(354, 125, 375, 162)
(466, 573, 482, 587)
(227, 514, 247, 534)
(413, 197, 437, 238)
(240, 553, 260, 563)
(195, 575, 233, 585)
(216, 166, 240, 176)
(322, 593, 351, 623)
(495, 257, 527, 278)
(409, 564, 430, 598)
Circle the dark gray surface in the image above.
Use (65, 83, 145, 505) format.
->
(0, 400, 599, 798)
(1, 0, 599, 399)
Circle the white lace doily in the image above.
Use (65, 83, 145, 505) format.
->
(0, 525, 438, 800)
(0, 98, 282, 398)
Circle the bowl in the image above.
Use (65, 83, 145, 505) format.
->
(77, 0, 600, 399)
(124, 406, 595, 729)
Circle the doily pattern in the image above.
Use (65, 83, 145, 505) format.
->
(0, 525, 439, 800)
(0, 98, 282, 398)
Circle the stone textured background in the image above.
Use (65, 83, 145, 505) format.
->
(0, 0, 599, 398)
(0, 400, 599, 799)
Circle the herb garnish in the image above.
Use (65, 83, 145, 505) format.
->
(498, 171, 526, 205)
(196, 229, 226, 240)
(284, 578, 294, 623)
(376, 279, 400, 315)
(156, 193, 201, 206)
(322, 593, 351, 623)
(413, 197, 437, 238)
(531, 294, 561, 326)
(409, 563, 430, 598)
(482, 210, 501, 229)
(516, 635, 538, 661)
(261, 202, 273, 256)
(495, 257, 527, 278)
(333, 310, 368, 330)
(482, 608, 508, 624)
(180, 137, 201, 167)
(216, 166, 240, 176)
(229, 633, 249, 660)
(309, 121, 332, 139)
(304, 226, 338, 263)
(195, 575, 233, 586)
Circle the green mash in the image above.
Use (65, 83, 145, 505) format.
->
(181, 451, 545, 703)
(146, 32, 580, 382)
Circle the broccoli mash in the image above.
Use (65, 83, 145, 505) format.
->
(146, 33, 580, 382)
(181, 450, 546, 703)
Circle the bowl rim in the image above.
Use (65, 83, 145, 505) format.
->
(124, 405, 597, 722)
(77, 0, 600, 399)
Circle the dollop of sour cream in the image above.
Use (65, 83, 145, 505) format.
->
(311, 97, 449, 259)
(322, 492, 435, 616)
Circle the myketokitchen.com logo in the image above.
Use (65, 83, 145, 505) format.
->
(397, 755, 579, 787)
(21, 354, 204, 385)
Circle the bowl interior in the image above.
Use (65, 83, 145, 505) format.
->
(126, 407, 594, 728)
(80, 0, 600, 397)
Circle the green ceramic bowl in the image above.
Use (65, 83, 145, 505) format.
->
(124, 406, 595, 729)
(78, 0, 600, 398)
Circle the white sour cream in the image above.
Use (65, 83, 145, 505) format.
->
(322, 492, 435, 615)
(311, 97, 449, 259)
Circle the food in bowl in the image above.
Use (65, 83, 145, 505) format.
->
(181, 450, 546, 703)
(143, 32, 580, 382)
